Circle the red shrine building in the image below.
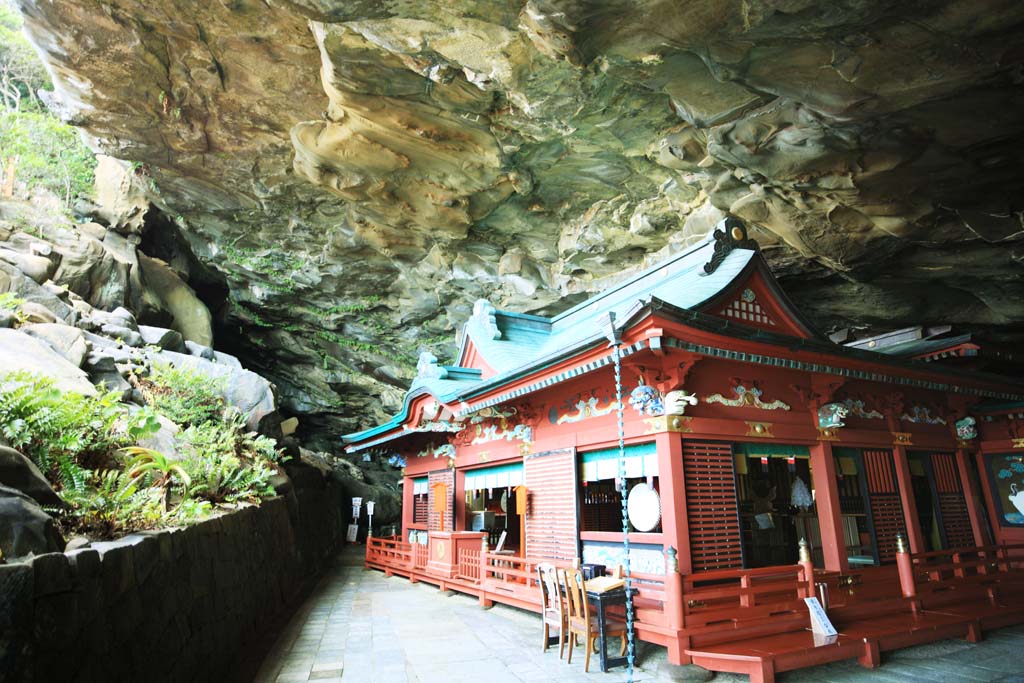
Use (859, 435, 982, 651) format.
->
(344, 218, 1024, 681)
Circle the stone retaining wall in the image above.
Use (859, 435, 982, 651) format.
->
(0, 470, 347, 683)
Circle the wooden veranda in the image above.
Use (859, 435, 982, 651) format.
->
(365, 535, 1024, 683)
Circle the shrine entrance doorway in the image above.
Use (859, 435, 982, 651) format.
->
(733, 444, 814, 569)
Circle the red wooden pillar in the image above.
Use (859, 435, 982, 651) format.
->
(657, 430, 691, 665)
(809, 441, 849, 572)
(401, 475, 414, 538)
(891, 445, 925, 553)
(657, 431, 691, 574)
(955, 448, 989, 547)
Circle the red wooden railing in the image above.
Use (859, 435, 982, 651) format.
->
(367, 538, 675, 637)
(413, 542, 429, 569)
(458, 548, 481, 582)
(365, 536, 412, 569)
(891, 541, 1024, 607)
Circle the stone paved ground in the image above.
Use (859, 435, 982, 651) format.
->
(255, 547, 1024, 683)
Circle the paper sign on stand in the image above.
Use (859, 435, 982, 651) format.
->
(804, 597, 837, 638)
(346, 524, 359, 543)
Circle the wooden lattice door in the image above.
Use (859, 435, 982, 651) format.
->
(928, 453, 974, 550)
(523, 448, 578, 562)
(861, 449, 907, 563)
(683, 440, 743, 571)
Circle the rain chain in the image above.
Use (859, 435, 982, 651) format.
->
(611, 338, 636, 682)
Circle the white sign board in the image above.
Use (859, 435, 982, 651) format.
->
(366, 501, 376, 515)
(804, 597, 837, 637)
(346, 523, 359, 543)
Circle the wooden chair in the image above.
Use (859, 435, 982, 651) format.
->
(562, 567, 627, 672)
(537, 563, 567, 658)
(494, 530, 508, 553)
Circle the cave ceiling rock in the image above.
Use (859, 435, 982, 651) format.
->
(13, 0, 1024, 447)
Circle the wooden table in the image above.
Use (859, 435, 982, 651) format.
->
(585, 587, 637, 672)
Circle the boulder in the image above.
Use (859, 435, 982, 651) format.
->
(99, 323, 143, 347)
(212, 350, 242, 369)
(138, 254, 213, 346)
(108, 306, 138, 328)
(92, 155, 149, 235)
(151, 349, 275, 431)
(184, 340, 215, 360)
(88, 365, 132, 400)
(41, 214, 135, 312)
(20, 323, 90, 368)
(17, 301, 58, 324)
(138, 325, 185, 351)
(0, 311, 13, 328)
(0, 329, 96, 395)
(134, 412, 181, 459)
(0, 249, 78, 324)
(0, 446, 63, 508)
(0, 484, 65, 559)
(0, 246, 55, 284)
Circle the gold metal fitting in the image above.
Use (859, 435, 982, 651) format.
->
(798, 537, 811, 563)
(895, 532, 907, 554)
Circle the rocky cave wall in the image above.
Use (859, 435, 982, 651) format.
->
(13, 0, 1024, 444)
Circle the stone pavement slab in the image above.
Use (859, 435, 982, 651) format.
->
(254, 547, 1024, 683)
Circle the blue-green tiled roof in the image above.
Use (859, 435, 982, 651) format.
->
(464, 231, 752, 375)
(344, 229, 752, 448)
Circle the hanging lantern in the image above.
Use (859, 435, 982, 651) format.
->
(787, 456, 796, 473)
(761, 456, 769, 473)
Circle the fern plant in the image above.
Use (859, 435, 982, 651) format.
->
(135, 362, 225, 427)
(0, 372, 126, 476)
(61, 470, 147, 537)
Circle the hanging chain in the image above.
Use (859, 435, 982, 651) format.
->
(612, 342, 635, 682)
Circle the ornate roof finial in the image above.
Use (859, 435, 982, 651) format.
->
(702, 216, 759, 275)
(416, 351, 447, 380)
(470, 299, 501, 340)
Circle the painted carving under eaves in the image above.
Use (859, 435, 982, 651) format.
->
(548, 389, 620, 424)
(818, 403, 848, 429)
(900, 405, 947, 425)
(841, 397, 884, 419)
(628, 381, 698, 417)
(705, 379, 790, 411)
(955, 416, 978, 440)
(629, 382, 664, 416)
(418, 443, 456, 467)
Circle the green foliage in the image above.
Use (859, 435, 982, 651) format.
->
(0, 371, 126, 476)
(122, 446, 191, 490)
(60, 469, 159, 536)
(125, 406, 162, 441)
(178, 414, 281, 504)
(0, 1, 95, 207)
(319, 296, 382, 318)
(0, 291, 23, 311)
(220, 244, 303, 295)
(137, 362, 225, 427)
(3, 367, 286, 540)
(0, 110, 97, 205)
(0, 2, 50, 112)
(314, 328, 381, 355)
(0, 292, 26, 323)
